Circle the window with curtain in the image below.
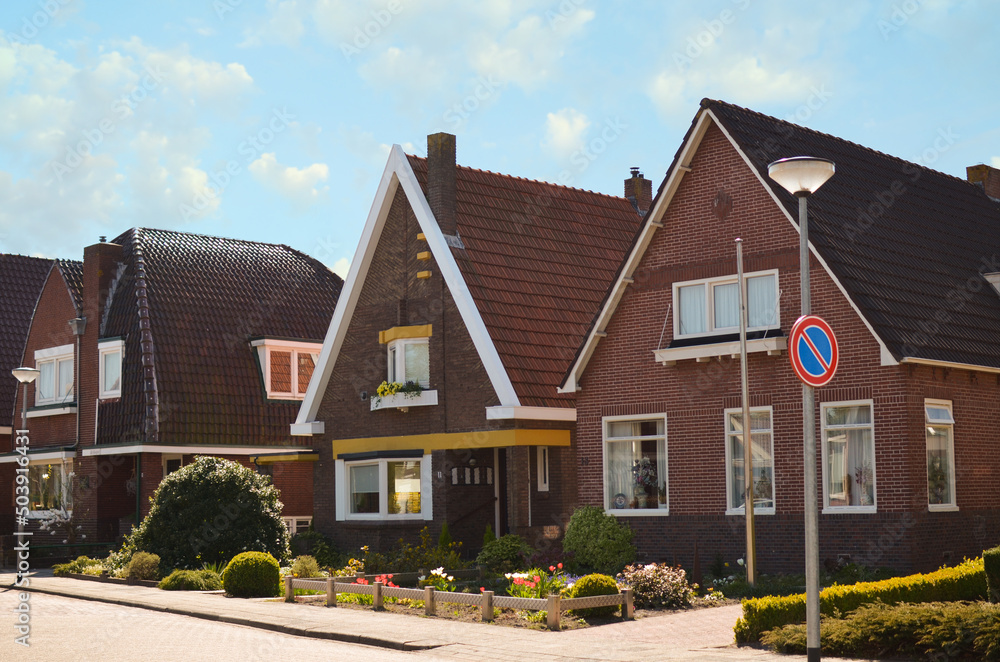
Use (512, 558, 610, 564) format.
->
(604, 417, 667, 513)
(27, 461, 72, 515)
(35, 345, 75, 405)
(925, 400, 956, 509)
(387, 338, 430, 387)
(674, 271, 779, 338)
(823, 402, 875, 509)
(726, 408, 775, 512)
(346, 458, 425, 520)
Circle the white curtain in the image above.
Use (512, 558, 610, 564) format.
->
(826, 405, 874, 506)
(678, 284, 706, 334)
(748, 274, 777, 327)
(404, 342, 430, 385)
(713, 282, 739, 329)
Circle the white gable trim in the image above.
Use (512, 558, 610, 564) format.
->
(559, 109, 713, 392)
(295, 146, 519, 432)
(706, 108, 898, 366)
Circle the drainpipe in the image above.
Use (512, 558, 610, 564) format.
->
(68, 317, 87, 451)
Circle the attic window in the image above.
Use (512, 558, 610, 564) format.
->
(985, 272, 1000, 296)
(251, 339, 322, 400)
(379, 325, 432, 388)
(99, 339, 124, 399)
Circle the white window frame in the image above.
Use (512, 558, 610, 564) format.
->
(251, 339, 321, 401)
(925, 399, 958, 512)
(673, 269, 780, 340)
(387, 337, 430, 388)
(25, 459, 73, 519)
(537, 446, 550, 492)
(334, 455, 433, 522)
(98, 339, 124, 399)
(724, 406, 776, 516)
(821, 399, 877, 514)
(34, 344, 75, 405)
(602, 414, 669, 517)
(283, 516, 313, 535)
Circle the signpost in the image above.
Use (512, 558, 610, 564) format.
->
(789, 315, 839, 388)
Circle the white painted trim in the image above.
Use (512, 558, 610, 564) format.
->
(82, 444, 313, 457)
(536, 446, 549, 492)
(485, 406, 576, 421)
(928, 504, 960, 513)
(421, 454, 433, 521)
(707, 108, 898, 366)
(820, 399, 877, 513)
(34, 344, 74, 360)
(370, 389, 438, 411)
(560, 110, 714, 393)
(0, 449, 75, 463)
(0, 427, 11, 435)
(290, 421, 325, 436)
(334, 459, 346, 521)
(723, 405, 776, 514)
(250, 339, 324, 351)
(924, 398, 957, 509)
(339, 455, 430, 522)
(654, 337, 786, 365)
(899, 356, 1000, 375)
(726, 507, 775, 516)
(602, 413, 669, 516)
(673, 269, 780, 339)
(26, 406, 77, 418)
(295, 145, 520, 434)
(98, 339, 124, 399)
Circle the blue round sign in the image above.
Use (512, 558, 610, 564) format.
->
(789, 315, 839, 387)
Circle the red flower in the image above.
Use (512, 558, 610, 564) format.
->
(533, 575, 541, 582)
(549, 565, 556, 572)
(557, 563, 563, 569)
(480, 587, 485, 592)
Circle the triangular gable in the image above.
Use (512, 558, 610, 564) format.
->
(294, 146, 520, 434)
(560, 103, 895, 392)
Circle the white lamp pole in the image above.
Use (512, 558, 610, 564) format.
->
(11, 367, 40, 431)
(767, 156, 835, 662)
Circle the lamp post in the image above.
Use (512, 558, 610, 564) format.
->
(767, 156, 835, 662)
(11, 367, 40, 431)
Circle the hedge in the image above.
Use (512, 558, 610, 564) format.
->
(985, 546, 1000, 603)
(734, 557, 987, 643)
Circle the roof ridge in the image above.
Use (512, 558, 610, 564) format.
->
(703, 98, 978, 189)
(406, 154, 634, 204)
(118, 226, 325, 252)
(131, 234, 159, 442)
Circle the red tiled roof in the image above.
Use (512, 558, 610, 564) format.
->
(98, 228, 342, 447)
(408, 157, 642, 407)
(0, 254, 56, 427)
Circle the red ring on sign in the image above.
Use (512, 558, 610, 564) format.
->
(789, 314, 839, 387)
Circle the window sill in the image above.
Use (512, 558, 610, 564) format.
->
(340, 517, 426, 526)
(726, 507, 776, 516)
(605, 507, 670, 517)
(653, 336, 786, 366)
(928, 504, 959, 513)
(822, 505, 877, 515)
(370, 390, 438, 411)
(26, 509, 72, 520)
(26, 405, 77, 418)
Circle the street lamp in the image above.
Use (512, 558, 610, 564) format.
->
(768, 156, 834, 662)
(11, 367, 40, 430)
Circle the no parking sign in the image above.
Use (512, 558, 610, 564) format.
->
(789, 315, 839, 387)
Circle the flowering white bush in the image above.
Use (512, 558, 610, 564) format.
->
(616, 563, 694, 609)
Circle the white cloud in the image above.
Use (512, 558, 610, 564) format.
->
(332, 257, 350, 278)
(249, 152, 329, 207)
(543, 108, 589, 161)
(991, 156, 1000, 169)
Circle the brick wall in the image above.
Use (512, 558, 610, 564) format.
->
(574, 123, 1000, 574)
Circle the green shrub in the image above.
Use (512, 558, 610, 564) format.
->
(290, 531, 341, 569)
(126, 552, 160, 581)
(483, 524, 496, 547)
(617, 563, 694, 609)
(361, 527, 468, 574)
(569, 573, 621, 618)
(222, 551, 281, 598)
(562, 506, 635, 575)
(734, 557, 987, 643)
(438, 521, 453, 549)
(159, 569, 223, 591)
(291, 555, 322, 578)
(53, 556, 104, 577)
(985, 546, 1000, 603)
(115, 456, 289, 571)
(476, 534, 534, 575)
(761, 601, 1000, 660)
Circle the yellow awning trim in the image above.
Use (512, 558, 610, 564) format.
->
(250, 453, 319, 464)
(332, 429, 570, 456)
(378, 324, 433, 344)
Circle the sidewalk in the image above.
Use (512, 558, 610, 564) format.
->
(4, 570, 859, 661)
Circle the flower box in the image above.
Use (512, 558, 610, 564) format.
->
(371, 389, 438, 411)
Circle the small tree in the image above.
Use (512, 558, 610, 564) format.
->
(118, 456, 289, 570)
(562, 506, 635, 575)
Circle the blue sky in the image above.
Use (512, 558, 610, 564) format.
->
(1, 0, 997, 276)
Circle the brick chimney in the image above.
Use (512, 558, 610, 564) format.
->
(427, 132, 457, 236)
(83, 238, 124, 324)
(625, 167, 653, 215)
(967, 164, 1000, 200)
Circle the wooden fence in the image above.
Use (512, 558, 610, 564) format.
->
(284, 576, 634, 631)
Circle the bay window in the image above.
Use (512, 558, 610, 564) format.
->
(725, 407, 775, 514)
(925, 400, 956, 510)
(822, 401, 876, 511)
(335, 454, 432, 521)
(388, 338, 429, 387)
(674, 270, 779, 338)
(603, 416, 668, 514)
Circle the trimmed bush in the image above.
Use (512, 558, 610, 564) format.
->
(222, 551, 281, 598)
(985, 546, 1000, 603)
(734, 557, 987, 643)
(617, 563, 694, 609)
(53, 556, 103, 577)
(291, 555, 322, 578)
(116, 456, 289, 571)
(476, 534, 534, 575)
(159, 569, 223, 591)
(562, 506, 635, 575)
(761, 601, 1000, 660)
(569, 573, 621, 618)
(126, 552, 160, 581)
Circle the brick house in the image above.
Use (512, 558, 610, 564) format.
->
(292, 133, 646, 553)
(4, 228, 342, 543)
(561, 99, 1000, 575)
(0, 255, 64, 535)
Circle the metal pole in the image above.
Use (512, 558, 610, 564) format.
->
(21, 381, 28, 430)
(799, 193, 821, 662)
(736, 238, 755, 585)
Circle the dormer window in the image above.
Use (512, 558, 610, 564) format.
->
(674, 270, 779, 339)
(387, 338, 429, 387)
(35, 344, 75, 405)
(251, 339, 322, 400)
(99, 339, 124, 399)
